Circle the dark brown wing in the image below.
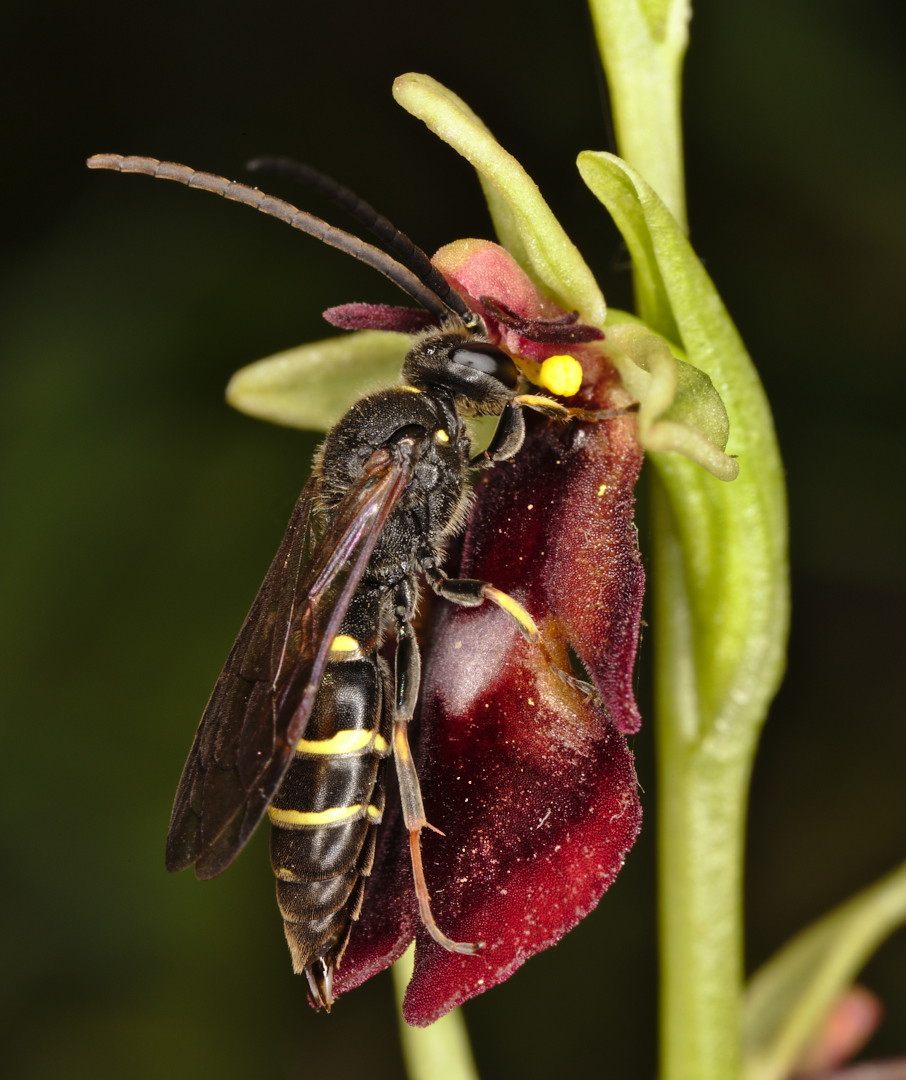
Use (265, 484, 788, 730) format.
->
(166, 445, 416, 879)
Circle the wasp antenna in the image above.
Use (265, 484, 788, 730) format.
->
(246, 156, 476, 326)
(86, 154, 455, 322)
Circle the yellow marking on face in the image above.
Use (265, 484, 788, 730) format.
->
(295, 728, 377, 756)
(330, 634, 359, 655)
(435, 428, 450, 444)
(539, 355, 583, 397)
(268, 804, 363, 827)
(484, 586, 539, 638)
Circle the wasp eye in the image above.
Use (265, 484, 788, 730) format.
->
(450, 343, 519, 390)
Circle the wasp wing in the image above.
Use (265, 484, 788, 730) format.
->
(166, 445, 416, 879)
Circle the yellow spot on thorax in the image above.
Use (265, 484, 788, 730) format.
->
(330, 634, 359, 655)
(435, 428, 450, 443)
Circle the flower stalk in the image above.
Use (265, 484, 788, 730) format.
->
(393, 946, 480, 1080)
(588, 4, 789, 1079)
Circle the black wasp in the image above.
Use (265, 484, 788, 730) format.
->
(87, 153, 610, 1010)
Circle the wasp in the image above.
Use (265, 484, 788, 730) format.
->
(87, 153, 617, 1009)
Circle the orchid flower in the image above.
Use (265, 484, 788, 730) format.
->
(225, 4, 906, 1075)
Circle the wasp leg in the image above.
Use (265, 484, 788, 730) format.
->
(392, 614, 482, 956)
(423, 563, 602, 707)
(470, 398, 526, 467)
(515, 393, 639, 424)
(471, 396, 636, 469)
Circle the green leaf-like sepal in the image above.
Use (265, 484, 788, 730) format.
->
(226, 330, 409, 431)
(580, 149, 787, 743)
(392, 72, 607, 325)
(605, 318, 737, 482)
(587, 0, 690, 229)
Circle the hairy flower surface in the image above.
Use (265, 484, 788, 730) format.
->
(333, 240, 644, 1023)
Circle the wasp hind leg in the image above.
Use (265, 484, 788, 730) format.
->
(393, 612, 482, 956)
(423, 562, 603, 708)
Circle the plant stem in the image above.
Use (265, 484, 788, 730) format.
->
(653, 483, 752, 1079)
(392, 947, 481, 1080)
(589, 5, 787, 1078)
(656, 752, 749, 1080)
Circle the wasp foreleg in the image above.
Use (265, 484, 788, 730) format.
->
(470, 395, 636, 469)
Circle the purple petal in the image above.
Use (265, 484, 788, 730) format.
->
(402, 404, 644, 1023)
(324, 303, 439, 333)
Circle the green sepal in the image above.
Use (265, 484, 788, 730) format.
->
(392, 73, 607, 326)
(226, 330, 409, 431)
(580, 149, 788, 742)
(587, 0, 690, 230)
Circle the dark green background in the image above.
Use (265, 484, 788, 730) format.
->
(2, 1, 904, 1076)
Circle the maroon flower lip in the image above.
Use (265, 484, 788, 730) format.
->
(331, 241, 645, 1024)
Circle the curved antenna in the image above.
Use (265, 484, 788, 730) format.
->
(86, 155, 460, 324)
(247, 156, 477, 327)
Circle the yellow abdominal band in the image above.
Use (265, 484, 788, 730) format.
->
(330, 634, 360, 656)
(294, 728, 390, 756)
(268, 803, 383, 828)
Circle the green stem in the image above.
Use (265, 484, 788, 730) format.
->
(392, 948, 481, 1080)
(652, 477, 755, 1080)
(656, 752, 749, 1080)
(586, 6, 788, 1079)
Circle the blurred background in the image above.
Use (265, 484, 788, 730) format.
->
(2, 0, 904, 1076)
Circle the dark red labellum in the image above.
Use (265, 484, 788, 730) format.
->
(336, 387, 644, 1023)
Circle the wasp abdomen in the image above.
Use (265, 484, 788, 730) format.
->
(268, 655, 392, 983)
